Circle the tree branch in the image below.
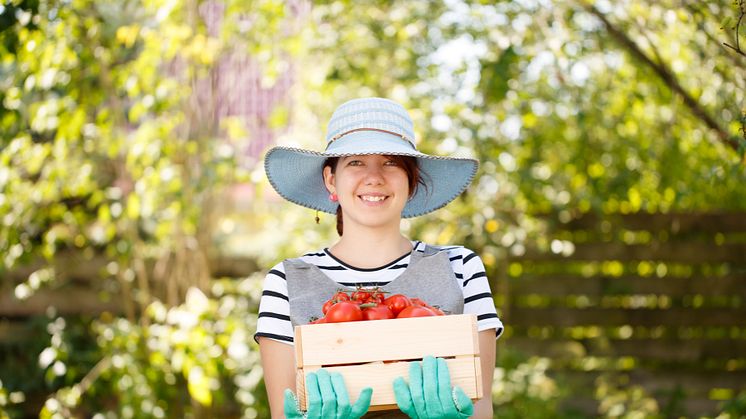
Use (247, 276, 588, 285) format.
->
(580, 2, 739, 153)
(685, 3, 745, 67)
(722, 0, 746, 57)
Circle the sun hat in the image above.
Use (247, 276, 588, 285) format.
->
(264, 97, 478, 218)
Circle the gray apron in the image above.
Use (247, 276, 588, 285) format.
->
(284, 245, 465, 418)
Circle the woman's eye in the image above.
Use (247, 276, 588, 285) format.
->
(384, 160, 398, 166)
(347, 160, 362, 166)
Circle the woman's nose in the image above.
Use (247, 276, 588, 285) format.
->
(363, 166, 384, 185)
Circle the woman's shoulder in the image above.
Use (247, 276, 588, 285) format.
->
(267, 249, 329, 272)
(416, 241, 478, 258)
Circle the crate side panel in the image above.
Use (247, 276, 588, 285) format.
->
(297, 314, 478, 366)
(299, 357, 480, 410)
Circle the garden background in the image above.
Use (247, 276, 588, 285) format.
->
(1, 0, 745, 418)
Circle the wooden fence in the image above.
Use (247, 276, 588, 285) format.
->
(2, 212, 745, 417)
(495, 212, 746, 417)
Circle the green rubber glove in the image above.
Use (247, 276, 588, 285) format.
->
(284, 368, 373, 419)
(393, 356, 474, 419)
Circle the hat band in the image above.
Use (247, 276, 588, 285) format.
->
(327, 128, 416, 150)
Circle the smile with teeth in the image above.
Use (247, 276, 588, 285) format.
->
(359, 195, 388, 202)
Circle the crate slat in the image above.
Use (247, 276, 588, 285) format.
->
(297, 356, 481, 411)
(295, 315, 478, 367)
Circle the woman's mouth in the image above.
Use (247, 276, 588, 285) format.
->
(358, 194, 389, 204)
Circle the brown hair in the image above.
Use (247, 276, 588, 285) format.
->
(323, 155, 425, 236)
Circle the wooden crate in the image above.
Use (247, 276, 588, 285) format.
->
(294, 314, 482, 412)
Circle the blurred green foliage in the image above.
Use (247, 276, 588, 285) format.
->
(1, 0, 746, 417)
(38, 278, 268, 418)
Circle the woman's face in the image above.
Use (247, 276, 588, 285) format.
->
(323, 154, 410, 231)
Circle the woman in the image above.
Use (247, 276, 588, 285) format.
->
(256, 98, 503, 418)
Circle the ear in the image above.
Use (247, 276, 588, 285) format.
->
(322, 165, 335, 194)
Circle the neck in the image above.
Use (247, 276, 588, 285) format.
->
(329, 224, 412, 269)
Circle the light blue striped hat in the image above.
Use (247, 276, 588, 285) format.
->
(264, 97, 478, 218)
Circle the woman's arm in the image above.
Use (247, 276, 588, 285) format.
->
(472, 329, 497, 418)
(258, 337, 296, 418)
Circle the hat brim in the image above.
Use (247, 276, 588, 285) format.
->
(264, 131, 478, 218)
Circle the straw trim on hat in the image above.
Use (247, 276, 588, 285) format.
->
(264, 98, 478, 218)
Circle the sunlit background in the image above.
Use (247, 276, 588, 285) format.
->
(1, 0, 745, 417)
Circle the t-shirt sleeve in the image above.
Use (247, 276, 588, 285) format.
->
(454, 248, 504, 339)
(253, 262, 294, 345)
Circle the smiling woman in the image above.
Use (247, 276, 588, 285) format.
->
(322, 154, 424, 236)
(257, 97, 503, 418)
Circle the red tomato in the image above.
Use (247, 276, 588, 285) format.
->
(430, 306, 446, 316)
(325, 301, 363, 323)
(396, 305, 437, 318)
(323, 291, 352, 314)
(362, 305, 395, 321)
(369, 290, 386, 304)
(384, 294, 412, 315)
(322, 299, 335, 315)
(332, 291, 351, 302)
(410, 298, 427, 307)
(351, 290, 372, 303)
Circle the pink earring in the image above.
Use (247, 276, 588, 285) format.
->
(329, 193, 338, 202)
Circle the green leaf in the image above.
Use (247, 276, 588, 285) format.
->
(480, 46, 518, 104)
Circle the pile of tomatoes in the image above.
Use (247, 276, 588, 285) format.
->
(309, 288, 445, 324)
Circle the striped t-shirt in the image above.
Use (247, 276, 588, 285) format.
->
(254, 241, 504, 344)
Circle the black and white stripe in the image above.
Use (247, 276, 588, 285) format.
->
(254, 241, 504, 344)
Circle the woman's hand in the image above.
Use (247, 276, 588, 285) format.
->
(284, 369, 373, 419)
(393, 356, 474, 419)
